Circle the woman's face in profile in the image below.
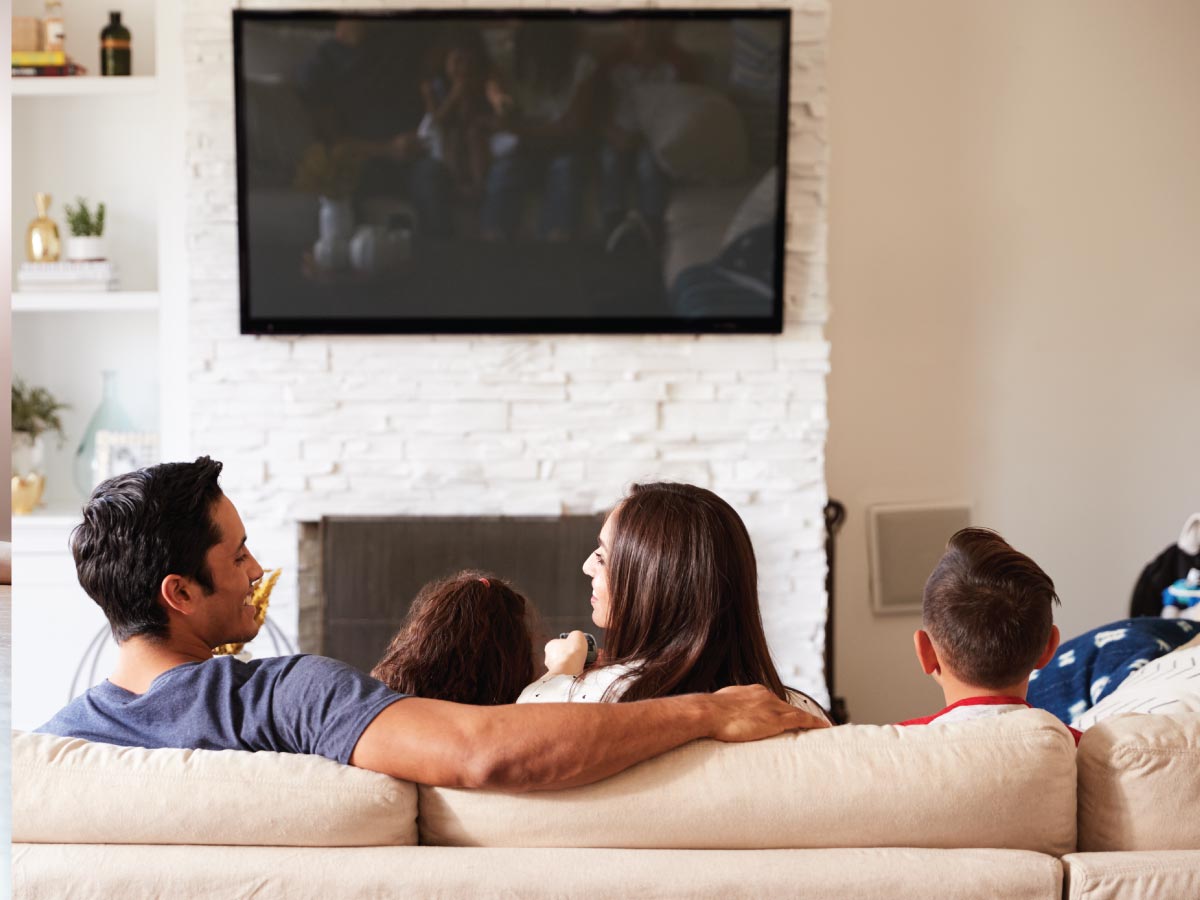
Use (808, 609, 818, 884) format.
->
(583, 508, 617, 629)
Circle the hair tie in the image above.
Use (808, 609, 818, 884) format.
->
(478, 577, 490, 587)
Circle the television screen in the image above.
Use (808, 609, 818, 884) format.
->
(234, 9, 790, 334)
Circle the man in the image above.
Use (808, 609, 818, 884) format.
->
(40, 458, 825, 791)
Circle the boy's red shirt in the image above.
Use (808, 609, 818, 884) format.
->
(897, 696, 1082, 745)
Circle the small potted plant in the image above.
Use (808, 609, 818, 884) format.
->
(12, 377, 69, 514)
(63, 197, 108, 261)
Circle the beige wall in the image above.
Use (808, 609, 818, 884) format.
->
(827, 0, 1200, 723)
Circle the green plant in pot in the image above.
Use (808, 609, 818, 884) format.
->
(12, 378, 69, 515)
(63, 197, 108, 262)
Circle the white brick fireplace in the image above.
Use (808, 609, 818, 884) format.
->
(183, 0, 832, 702)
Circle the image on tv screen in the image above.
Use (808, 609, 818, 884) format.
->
(235, 10, 790, 333)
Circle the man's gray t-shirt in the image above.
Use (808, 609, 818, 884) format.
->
(37, 654, 405, 764)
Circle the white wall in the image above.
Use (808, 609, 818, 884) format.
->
(183, 0, 834, 700)
(827, 0, 1200, 723)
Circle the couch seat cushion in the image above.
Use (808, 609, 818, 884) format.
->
(420, 708, 1077, 854)
(13, 730, 417, 846)
(1077, 712, 1200, 851)
(1063, 851, 1200, 900)
(14, 845, 1063, 900)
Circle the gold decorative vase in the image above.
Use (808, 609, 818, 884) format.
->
(12, 432, 48, 515)
(12, 474, 46, 515)
(27, 192, 62, 262)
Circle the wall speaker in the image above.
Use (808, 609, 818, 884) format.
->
(868, 502, 972, 615)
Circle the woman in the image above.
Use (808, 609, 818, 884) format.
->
(373, 571, 536, 705)
(518, 482, 829, 721)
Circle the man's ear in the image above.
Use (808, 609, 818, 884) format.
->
(1033, 625, 1061, 670)
(913, 629, 941, 676)
(160, 574, 197, 616)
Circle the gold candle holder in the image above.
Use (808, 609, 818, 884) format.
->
(12, 473, 46, 515)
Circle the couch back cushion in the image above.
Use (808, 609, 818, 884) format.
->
(1077, 712, 1200, 851)
(13, 731, 418, 846)
(419, 709, 1077, 854)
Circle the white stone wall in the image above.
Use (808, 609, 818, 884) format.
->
(183, 0, 831, 702)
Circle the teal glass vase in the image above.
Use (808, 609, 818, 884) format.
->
(74, 370, 135, 496)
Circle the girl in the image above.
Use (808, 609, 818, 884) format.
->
(373, 571, 536, 705)
(517, 482, 830, 722)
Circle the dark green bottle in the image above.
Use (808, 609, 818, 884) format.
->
(100, 12, 131, 77)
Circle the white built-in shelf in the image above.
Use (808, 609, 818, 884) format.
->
(12, 76, 157, 97)
(13, 291, 159, 313)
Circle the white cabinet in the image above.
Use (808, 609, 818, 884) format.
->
(11, 516, 115, 731)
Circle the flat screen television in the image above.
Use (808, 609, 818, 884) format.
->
(234, 9, 790, 334)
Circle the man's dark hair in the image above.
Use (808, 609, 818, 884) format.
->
(71, 457, 226, 643)
(923, 527, 1060, 689)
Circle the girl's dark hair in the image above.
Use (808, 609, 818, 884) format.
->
(601, 483, 787, 703)
(372, 571, 536, 705)
(71, 456, 226, 643)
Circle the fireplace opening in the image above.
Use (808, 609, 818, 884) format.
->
(299, 515, 606, 676)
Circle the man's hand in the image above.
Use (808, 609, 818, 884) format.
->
(705, 685, 831, 742)
(544, 631, 588, 676)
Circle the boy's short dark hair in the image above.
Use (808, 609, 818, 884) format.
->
(923, 527, 1060, 689)
(71, 457, 226, 643)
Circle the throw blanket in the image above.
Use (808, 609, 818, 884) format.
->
(1027, 617, 1198, 726)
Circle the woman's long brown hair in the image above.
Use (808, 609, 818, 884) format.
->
(601, 483, 788, 703)
(371, 571, 536, 705)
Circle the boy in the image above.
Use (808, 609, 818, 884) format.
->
(897, 527, 1080, 742)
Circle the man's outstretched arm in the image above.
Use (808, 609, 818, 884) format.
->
(349, 684, 828, 792)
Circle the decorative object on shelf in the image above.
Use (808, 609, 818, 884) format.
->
(100, 12, 131, 77)
(26, 193, 61, 262)
(11, 377, 69, 516)
(214, 569, 284, 657)
(74, 370, 136, 497)
(63, 197, 108, 261)
(13, 17, 44, 53)
(93, 430, 159, 485)
(43, 0, 65, 53)
(16, 260, 119, 292)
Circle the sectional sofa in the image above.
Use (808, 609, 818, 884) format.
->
(12, 709, 1200, 898)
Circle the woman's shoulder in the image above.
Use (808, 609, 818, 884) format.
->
(785, 688, 833, 723)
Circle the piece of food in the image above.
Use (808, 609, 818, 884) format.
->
(213, 568, 282, 656)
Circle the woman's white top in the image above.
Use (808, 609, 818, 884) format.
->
(517, 664, 636, 704)
(517, 664, 833, 723)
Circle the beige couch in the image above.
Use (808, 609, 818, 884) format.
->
(12, 709, 1200, 899)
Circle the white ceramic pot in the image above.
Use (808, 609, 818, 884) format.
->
(12, 432, 46, 477)
(65, 235, 107, 261)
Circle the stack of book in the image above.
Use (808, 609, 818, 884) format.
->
(12, 50, 85, 77)
(17, 261, 119, 292)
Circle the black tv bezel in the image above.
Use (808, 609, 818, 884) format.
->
(233, 7, 791, 336)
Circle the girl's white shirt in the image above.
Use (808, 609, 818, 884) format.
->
(516, 664, 833, 723)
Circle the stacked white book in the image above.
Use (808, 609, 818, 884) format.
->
(17, 260, 119, 292)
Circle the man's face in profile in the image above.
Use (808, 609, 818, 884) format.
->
(192, 494, 265, 647)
